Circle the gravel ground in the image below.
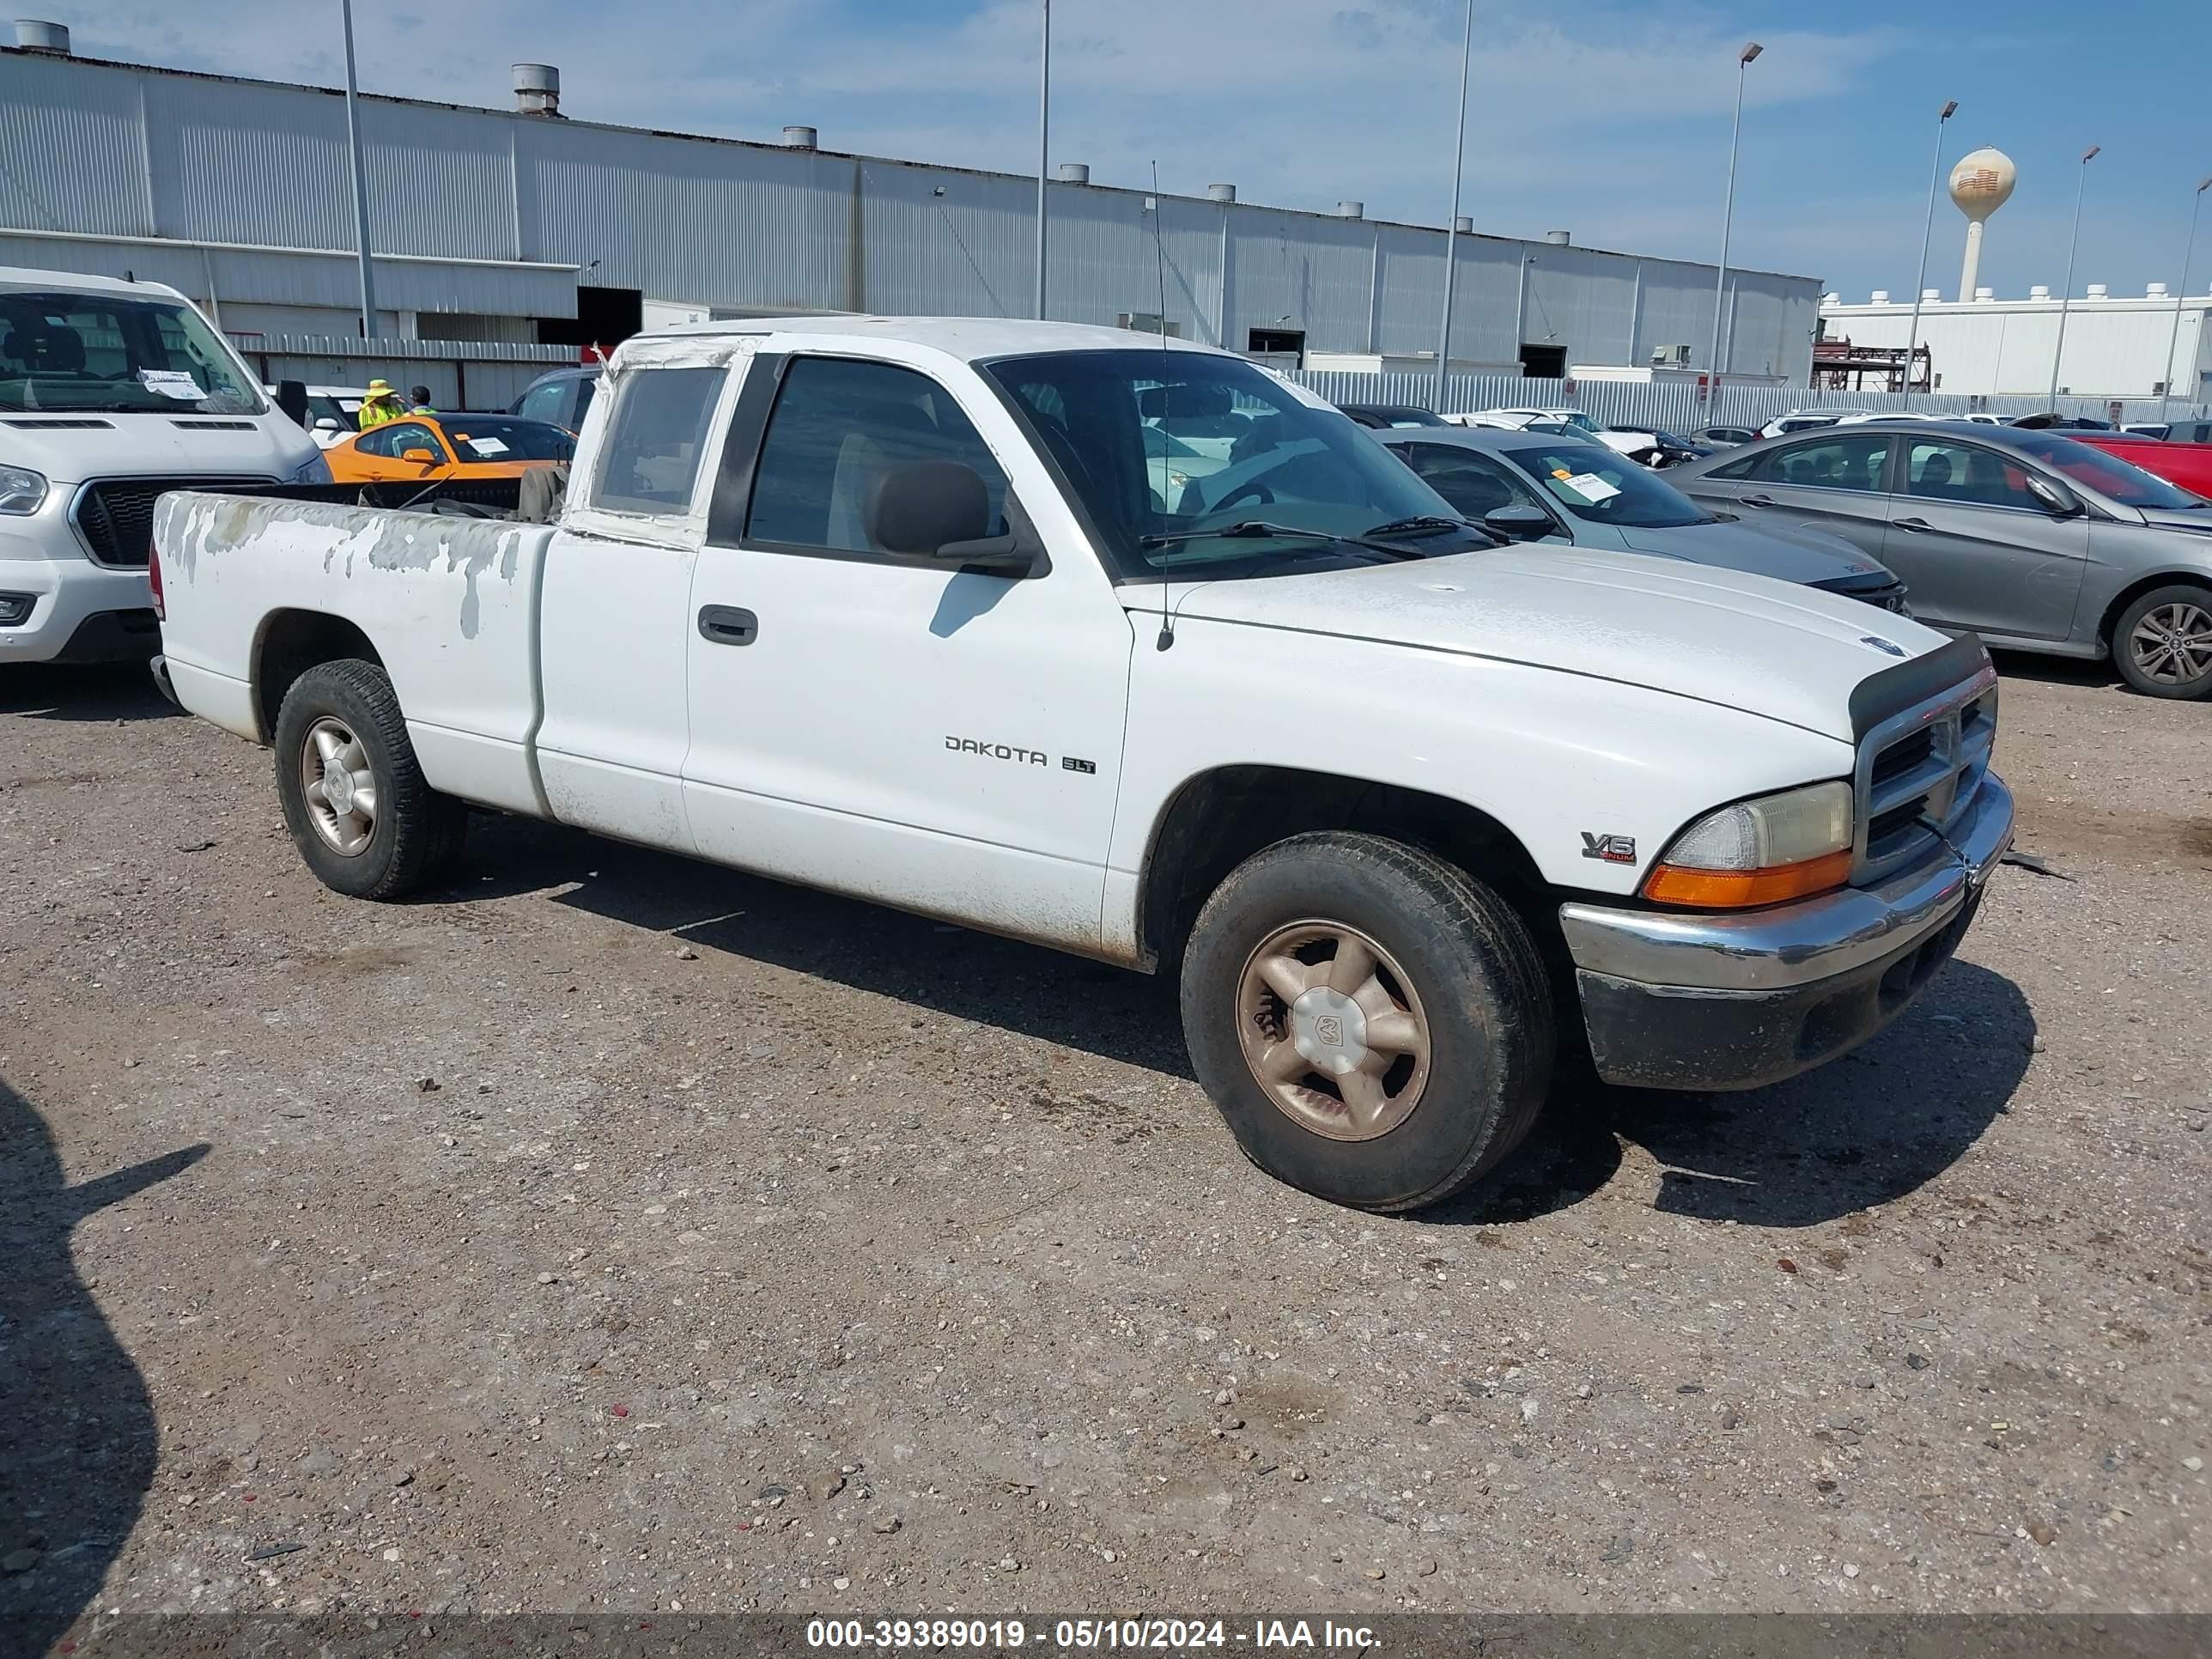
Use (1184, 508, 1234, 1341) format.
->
(2, 654, 2206, 1649)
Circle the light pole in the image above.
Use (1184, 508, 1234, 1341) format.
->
(340, 0, 379, 338)
(1901, 99, 1958, 400)
(1034, 0, 1050, 319)
(2047, 143, 2100, 407)
(1705, 41, 1761, 409)
(1432, 0, 1475, 413)
(2160, 174, 2211, 422)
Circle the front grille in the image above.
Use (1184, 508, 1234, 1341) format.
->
(1853, 678, 1999, 884)
(70, 476, 274, 568)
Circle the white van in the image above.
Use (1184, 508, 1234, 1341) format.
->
(1, 266, 328, 665)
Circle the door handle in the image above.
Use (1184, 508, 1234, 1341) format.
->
(1893, 516, 1934, 532)
(1739, 494, 1778, 507)
(696, 605, 758, 646)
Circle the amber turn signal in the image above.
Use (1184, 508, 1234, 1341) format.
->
(1643, 847, 1854, 909)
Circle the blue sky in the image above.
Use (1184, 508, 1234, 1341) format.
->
(58, 0, 2212, 301)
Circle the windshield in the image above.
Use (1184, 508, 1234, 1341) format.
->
(983, 349, 1491, 577)
(0, 289, 264, 415)
(2015, 431, 2203, 509)
(305, 393, 361, 428)
(441, 416, 575, 462)
(1502, 444, 1709, 528)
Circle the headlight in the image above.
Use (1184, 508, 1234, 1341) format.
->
(0, 464, 49, 515)
(1644, 780, 1853, 908)
(290, 453, 333, 485)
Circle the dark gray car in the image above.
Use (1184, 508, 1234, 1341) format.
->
(1668, 421, 2212, 698)
(1370, 424, 1909, 611)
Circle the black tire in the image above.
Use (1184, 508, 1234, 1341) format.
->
(271, 659, 468, 900)
(1180, 831, 1554, 1212)
(2112, 583, 2212, 700)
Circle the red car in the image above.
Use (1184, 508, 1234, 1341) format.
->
(2075, 434, 2212, 500)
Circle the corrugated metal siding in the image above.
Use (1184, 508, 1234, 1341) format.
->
(0, 49, 1820, 381)
(0, 53, 149, 234)
(1824, 301, 2212, 402)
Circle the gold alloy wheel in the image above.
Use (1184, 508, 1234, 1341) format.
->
(1235, 920, 1432, 1141)
(299, 715, 378, 856)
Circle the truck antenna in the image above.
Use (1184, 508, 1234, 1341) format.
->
(1149, 161, 1175, 652)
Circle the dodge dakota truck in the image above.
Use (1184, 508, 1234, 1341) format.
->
(150, 319, 2014, 1212)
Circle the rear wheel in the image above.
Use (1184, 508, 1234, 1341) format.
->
(2113, 584, 2212, 699)
(272, 659, 467, 899)
(1180, 832, 1554, 1212)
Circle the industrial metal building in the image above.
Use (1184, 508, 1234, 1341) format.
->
(0, 25, 1822, 408)
(1820, 284, 2212, 410)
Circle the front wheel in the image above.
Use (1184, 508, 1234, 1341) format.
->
(1180, 832, 1554, 1212)
(272, 659, 467, 899)
(2113, 585, 2212, 699)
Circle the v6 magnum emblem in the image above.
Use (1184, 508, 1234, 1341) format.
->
(1580, 832, 1638, 865)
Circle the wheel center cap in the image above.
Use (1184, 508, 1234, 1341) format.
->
(324, 759, 355, 814)
(1289, 988, 1370, 1077)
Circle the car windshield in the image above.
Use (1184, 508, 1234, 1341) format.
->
(0, 289, 264, 414)
(1502, 444, 1709, 527)
(2014, 431, 2203, 509)
(983, 349, 1492, 577)
(1373, 407, 1448, 428)
(441, 416, 575, 462)
(305, 394, 361, 428)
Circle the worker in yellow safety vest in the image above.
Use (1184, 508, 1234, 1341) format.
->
(357, 380, 404, 430)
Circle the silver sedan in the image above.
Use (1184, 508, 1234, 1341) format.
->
(1367, 423, 1910, 611)
(1668, 421, 2212, 699)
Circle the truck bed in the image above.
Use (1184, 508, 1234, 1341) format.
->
(153, 489, 556, 818)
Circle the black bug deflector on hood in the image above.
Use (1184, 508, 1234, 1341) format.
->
(1848, 634, 1993, 742)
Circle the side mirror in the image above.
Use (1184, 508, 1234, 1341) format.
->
(313, 416, 341, 433)
(276, 380, 309, 426)
(2024, 474, 2081, 516)
(401, 447, 438, 465)
(1485, 504, 1556, 540)
(863, 460, 1040, 575)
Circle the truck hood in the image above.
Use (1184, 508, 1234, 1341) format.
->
(1154, 545, 1950, 743)
(1612, 517, 1893, 586)
(0, 413, 316, 485)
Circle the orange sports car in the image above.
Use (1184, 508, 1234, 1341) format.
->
(324, 414, 574, 483)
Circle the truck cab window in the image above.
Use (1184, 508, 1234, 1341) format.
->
(746, 357, 1010, 554)
(592, 366, 726, 514)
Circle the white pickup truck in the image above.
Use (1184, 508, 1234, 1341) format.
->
(150, 318, 2014, 1212)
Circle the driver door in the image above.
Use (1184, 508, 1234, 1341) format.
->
(344, 420, 448, 482)
(682, 352, 1133, 955)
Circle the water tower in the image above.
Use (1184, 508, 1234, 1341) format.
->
(1948, 147, 2016, 302)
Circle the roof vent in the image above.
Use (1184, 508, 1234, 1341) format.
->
(1206, 183, 1237, 203)
(512, 64, 562, 117)
(781, 125, 819, 149)
(1870, 290, 1891, 304)
(2028, 284, 2051, 300)
(2084, 283, 2108, 298)
(1453, 215, 1473, 234)
(1055, 162, 1088, 183)
(1544, 228, 1571, 246)
(1974, 286, 1996, 301)
(1334, 200, 1364, 219)
(13, 19, 69, 52)
(2148, 282, 2170, 298)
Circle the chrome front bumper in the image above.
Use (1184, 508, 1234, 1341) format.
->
(1558, 772, 2014, 1091)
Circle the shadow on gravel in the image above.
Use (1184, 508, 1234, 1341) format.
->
(1453, 960, 2035, 1229)
(440, 818, 2032, 1226)
(443, 815, 1195, 1077)
(0, 663, 175, 722)
(0, 1082, 210, 1655)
